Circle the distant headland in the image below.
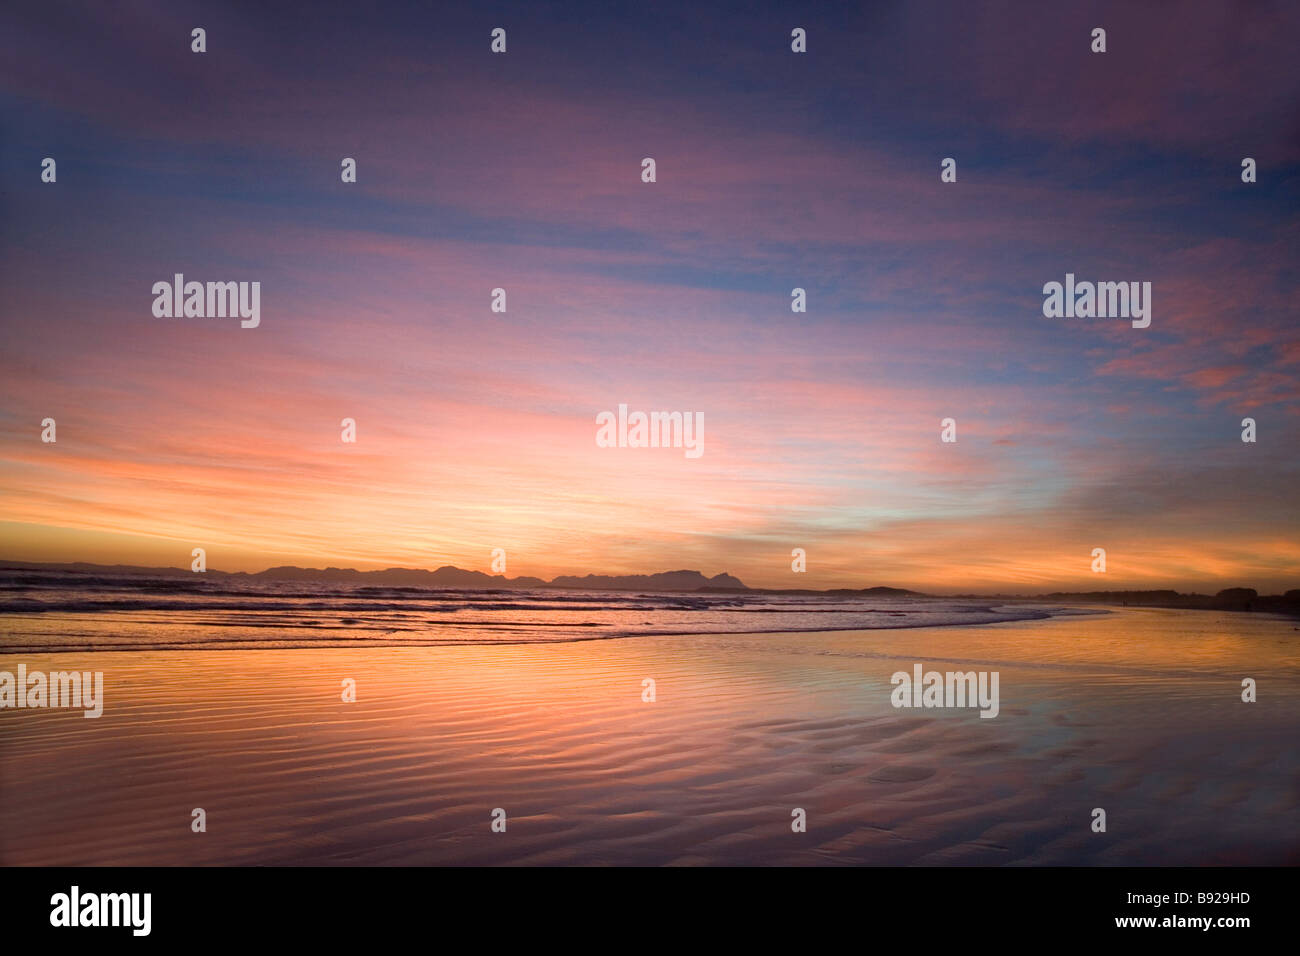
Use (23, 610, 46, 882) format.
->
(1, 560, 1297, 615)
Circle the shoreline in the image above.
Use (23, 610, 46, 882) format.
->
(0, 603, 1104, 655)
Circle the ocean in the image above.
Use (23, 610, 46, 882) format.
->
(0, 568, 1086, 651)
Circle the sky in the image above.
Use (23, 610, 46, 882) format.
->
(1, 0, 1297, 592)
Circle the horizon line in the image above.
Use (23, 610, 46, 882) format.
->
(2, 557, 1294, 599)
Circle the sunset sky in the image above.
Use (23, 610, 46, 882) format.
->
(1, 1, 1297, 592)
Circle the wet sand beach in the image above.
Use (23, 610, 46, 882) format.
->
(2, 607, 1297, 865)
